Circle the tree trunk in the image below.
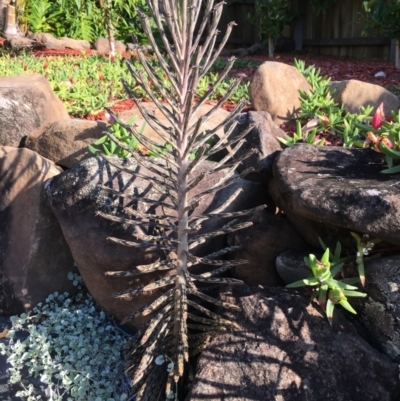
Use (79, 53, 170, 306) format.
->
(102, 0, 115, 60)
(268, 37, 275, 58)
(395, 38, 400, 69)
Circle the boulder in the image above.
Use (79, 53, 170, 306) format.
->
(0, 74, 70, 147)
(45, 156, 267, 329)
(269, 144, 400, 248)
(227, 210, 312, 286)
(6, 37, 38, 50)
(218, 48, 231, 58)
(230, 48, 249, 57)
(25, 119, 108, 168)
(276, 250, 315, 285)
(249, 61, 311, 125)
(330, 79, 400, 116)
(25, 33, 90, 51)
(0, 147, 77, 316)
(28, 32, 65, 50)
(247, 43, 266, 55)
(352, 255, 400, 363)
(187, 285, 400, 401)
(94, 37, 127, 54)
(220, 111, 284, 184)
(59, 37, 90, 51)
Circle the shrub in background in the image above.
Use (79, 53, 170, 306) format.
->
(24, 0, 151, 43)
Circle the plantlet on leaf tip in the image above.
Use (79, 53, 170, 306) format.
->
(97, 1, 266, 400)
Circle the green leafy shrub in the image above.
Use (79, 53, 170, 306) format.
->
(279, 59, 374, 147)
(0, 273, 130, 401)
(0, 51, 249, 118)
(247, 0, 296, 58)
(88, 115, 144, 157)
(25, 0, 150, 44)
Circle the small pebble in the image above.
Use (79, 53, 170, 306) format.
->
(374, 71, 386, 78)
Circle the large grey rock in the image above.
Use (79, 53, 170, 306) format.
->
(0, 74, 70, 147)
(227, 210, 312, 286)
(187, 285, 400, 401)
(7, 37, 38, 50)
(94, 37, 126, 54)
(45, 156, 267, 329)
(28, 32, 65, 50)
(352, 255, 400, 363)
(25, 119, 108, 168)
(330, 79, 400, 115)
(276, 250, 314, 285)
(249, 61, 311, 125)
(0, 147, 77, 316)
(221, 111, 284, 184)
(27, 33, 91, 51)
(59, 37, 90, 51)
(230, 48, 248, 57)
(269, 144, 400, 248)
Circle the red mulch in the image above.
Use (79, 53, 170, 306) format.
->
(232, 54, 400, 88)
(3, 43, 399, 119)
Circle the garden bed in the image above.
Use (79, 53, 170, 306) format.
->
(2, 40, 399, 120)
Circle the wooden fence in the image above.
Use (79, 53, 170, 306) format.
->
(293, 0, 391, 59)
(217, 0, 392, 60)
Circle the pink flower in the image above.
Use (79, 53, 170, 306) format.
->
(371, 102, 384, 129)
(378, 137, 393, 151)
(105, 112, 115, 123)
(320, 115, 330, 125)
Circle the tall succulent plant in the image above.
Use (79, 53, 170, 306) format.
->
(98, 0, 265, 399)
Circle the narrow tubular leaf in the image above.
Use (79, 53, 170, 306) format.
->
(123, 207, 177, 223)
(107, 237, 175, 252)
(133, 318, 172, 386)
(96, 210, 174, 230)
(191, 265, 232, 276)
(187, 253, 248, 267)
(191, 204, 266, 221)
(106, 107, 179, 168)
(189, 275, 244, 285)
(187, 299, 239, 328)
(101, 152, 176, 183)
(189, 222, 253, 249)
(113, 275, 175, 299)
(194, 56, 237, 111)
(191, 0, 215, 52)
(189, 168, 256, 206)
(188, 288, 241, 311)
(101, 149, 177, 192)
(207, 122, 255, 156)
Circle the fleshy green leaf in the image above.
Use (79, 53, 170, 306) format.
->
(326, 279, 358, 290)
(339, 300, 357, 314)
(381, 164, 400, 174)
(286, 277, 319, 288)
(320, 248, 330, 266)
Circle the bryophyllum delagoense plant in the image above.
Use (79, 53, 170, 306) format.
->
(96, 0, 265, 399)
